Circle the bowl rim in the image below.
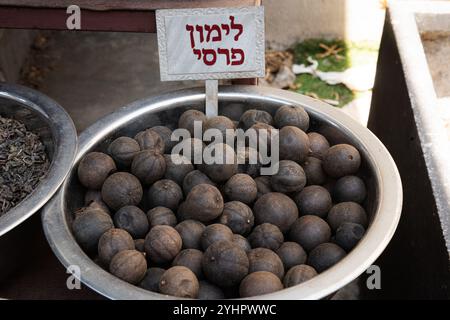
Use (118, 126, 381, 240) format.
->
(0, 83, 77, 237)
(42, 85, 402, 300)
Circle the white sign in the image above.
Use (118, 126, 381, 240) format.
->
(156, 6, 265, 81)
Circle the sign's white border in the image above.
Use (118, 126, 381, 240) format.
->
(156, 6, 265, 81)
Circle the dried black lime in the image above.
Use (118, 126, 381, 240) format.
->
(77, 152, 117, 190)
(163, 154, 194, 186)
(172, 249, 204, 279)
(178, 109, 207, 136)
(139, 267, 165, 292)
(198, 281, 225, 300)
(248, 223, 284, 251)
(147, 206, 177, 228)
(302, 156, 327, 185)
(294, 185, 332, 218)
(202, 240, 249, 287)
(283, 264, 317, 287)
(109, 249, 147, 284)
(254, 176, 272, 198)
(201, 223, 233, 250)
(182, 169, 215, 195)
(333, 175, 367, 204)
(223, 174, 257, 204)
(276, 242, 307, 270)
(307, 132, 329, 158)
(183, 184, 224, 222)
(114, 205, 149, 239)
(307, 242, 346, 273)
(248, 248, 285, 279)
(327, 201, 368, 232)
(231, 234, 251, 253)
(150, 126, 175, 153)
(144, 225, 182, 264)
(239, 271, 283, 298)
(204, 115, 236, 143)
(84, 190, 110, 214)
(274, 105, 309, 131)
(107, 136, 140, 168)
(101, 172, 143, 210)
(147, 179, 183, 211)
(72, 206, 114, 252)
(200, 143, 238, 183)
(239, 109, 273, 130)
(323, 144, 361, 178)
(335, 222, 366, 251)
(131, 150, 166, 185)
(173, 138, 205, 164)
(219, 201, 254, 235)
(237, 147, 261, 177)
(175, 219, 206, 250)
(253, 192, 298, 233)
(98, 228, 135, 266)
(159, 266, 199, 298)
(134, 129, 165, 154)
(270, 160, 306, 193)
(289, 215, 331, 252)
(279, 126, 310, 163)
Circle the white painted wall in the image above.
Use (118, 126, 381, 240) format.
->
(264, 0, 386, 49)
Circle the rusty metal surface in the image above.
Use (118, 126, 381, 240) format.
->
(0, 0, 260, 11)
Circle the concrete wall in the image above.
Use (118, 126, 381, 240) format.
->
(264, 0, 386, 49)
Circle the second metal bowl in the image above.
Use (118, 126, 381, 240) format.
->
(42, 85, 402, 299)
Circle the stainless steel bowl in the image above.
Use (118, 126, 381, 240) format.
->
(42, 86, 402, 300)
(0, 83, 77, 235)
(0, 83, 77, 278)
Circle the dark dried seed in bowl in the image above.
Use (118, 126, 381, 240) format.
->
(147, 179, 183, 211)
(109, 249, 147, 285)
(144, 225, 182, 264)
(253, 192, 298, 233)
(276, 242, 307, 270)
(283, 264, 318, 287)
(248, 223, 284, 251)
(101, 172, 143, 210)
(289, 215, 331, 252)
(114, 205, 149, 239)
(307, 242, 346, 273)
(201, 223, 233, 251)
(248, 247, 285, 279)
(274, 105, 309, 131)
(107, 136, 140, 168)
(278, 126, 310, 163)
(202, 240, 249, 287)
(139, 267, 166, 292)
(77, 152, 117, 190)
(72, 206, 114, 253)
(239, 271, 283, 298)
(147, 206, 177, 228)
(134, 129, 165, 154)
(175, 219, 206, 250)
(159, 266, 199, 298)
(98, 228, 135, 266)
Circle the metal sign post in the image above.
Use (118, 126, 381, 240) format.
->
(156, 6, 265, 117)
(205, 79, 219, 117)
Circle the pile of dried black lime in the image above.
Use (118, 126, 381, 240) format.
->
(0, 116, 50, 216)
(73, 105, 369, 299)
